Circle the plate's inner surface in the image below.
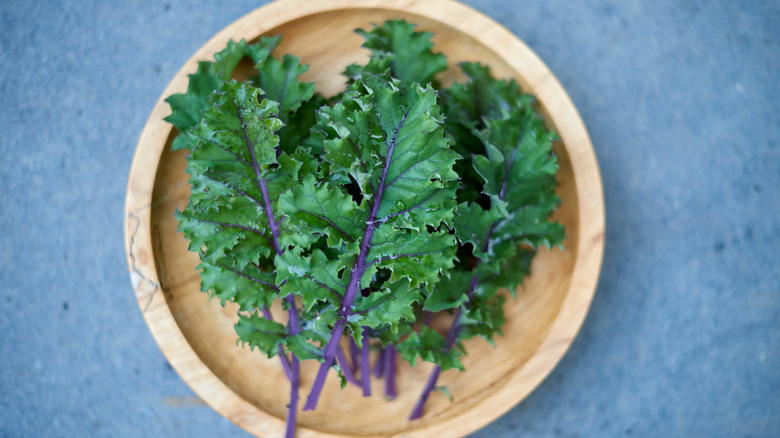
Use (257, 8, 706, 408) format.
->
(149, 8, 579, 436)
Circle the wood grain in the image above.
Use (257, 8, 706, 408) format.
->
(124, 0, 605, 437)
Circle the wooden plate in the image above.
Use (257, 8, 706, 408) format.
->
(124, 0, 605, 436)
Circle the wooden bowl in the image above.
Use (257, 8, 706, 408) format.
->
(124, 0, 605, 436)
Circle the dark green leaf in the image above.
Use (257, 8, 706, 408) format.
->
(423, 270, 471, 312)
(278, 74, 459, 314)
(165, 38, 281, 151)
(235, 312, 287, 357)
(345, 19, 447, 86)
(397, 326, 464, 371)
(412, 63, 565, 368)
(285, 334, 323, 360)
(176, 80, 302, 311)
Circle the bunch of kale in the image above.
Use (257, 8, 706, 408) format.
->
(165, 20, 564, 438)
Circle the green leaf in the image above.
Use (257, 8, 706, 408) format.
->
(435, 385, 454, 402)
(277, 174, 363, 248)
(423, 270, 471, 312)
(244, 35, 281, 65)
(195, 261, 277, 311)
(351, 279, 419, 337)
(176, 79, 337, 363)
(278, 93, 328, 157)
(165, 38, 282, 151)
(458, 293, 507, 345)
(445, 61, 565, 267)
(345, 19, 447, 86)
(473, 108, 565, 249)
(442, 62, 535, 133)
(441, 62, 537, 204)
(481, 246, 536, 298)
(299, 305, 339, 346)
(366, 226, 458, 288)
(251, 53, 316, 116)
(413, 63, 566, 368)
(278, 74, 460, 312)
(248, 50, 318, 156)
(452, 202, 504, 259)
(285, 333, 323, 361)
(397, 326, 464, 371)
(175, 80, 302, 312)
(235, 312, 287, 357)
(276, 248, 349, 311)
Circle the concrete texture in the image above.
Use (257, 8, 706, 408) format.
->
(1, 0, 778, 436)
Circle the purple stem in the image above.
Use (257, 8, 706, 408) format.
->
(384, 344, 397, 400)
(286, 296, 301, 337)
(303, 113, 408, 411)
(335, 345, 361, 387)
(409, 366, 441, 419)
(409, 269, 480, 420)
(422, 310, 434, 327)
(236, 102, 282, 253)
(284, 354, 300, 438)
(360, 327, 371, 397)
(303, 228, 371, 409)
(302, 319, 346, 410)
(373, 345, 386, 378)
(263, 306, 292, 381)
(303, 227, 376, 410)
(409, 153, 511, 420)
(283, 296, 302, 438)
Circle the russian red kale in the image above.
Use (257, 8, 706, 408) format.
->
(165, 20, 564, 437)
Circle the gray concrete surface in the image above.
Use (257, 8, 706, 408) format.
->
(1, 0, 778, 436)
